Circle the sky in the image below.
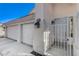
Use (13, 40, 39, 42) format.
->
(0, 3, 35, 23)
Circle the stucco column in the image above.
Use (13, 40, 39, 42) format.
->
(33, 3, 45, 55)
(33, 3, 54, 55)
(73, 4, 79, 56)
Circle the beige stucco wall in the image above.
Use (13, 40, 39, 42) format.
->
(52, 4, 77, 18)
(43, 4, 54, 22)
(41, 3, 77, 20)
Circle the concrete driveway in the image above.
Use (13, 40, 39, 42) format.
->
(0, 38, 33, 56)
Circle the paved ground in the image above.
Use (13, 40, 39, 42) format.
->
(0, 38, 33, 56)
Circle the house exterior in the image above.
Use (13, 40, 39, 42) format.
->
(3, 3, 79, 56)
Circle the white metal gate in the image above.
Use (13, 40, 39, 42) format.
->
(45, 17, 73, 56)
(53, 17, 73, 56)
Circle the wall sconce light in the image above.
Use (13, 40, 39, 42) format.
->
(34, 18, 41, 28)
(51, 20, 55, 24)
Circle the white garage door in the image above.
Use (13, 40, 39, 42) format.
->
(7, 25, 20, 41)
(22, 23, 34, 46)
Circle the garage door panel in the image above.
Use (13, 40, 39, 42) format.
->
(22, 24, 34, 46)
(7, 25, 20, 41)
